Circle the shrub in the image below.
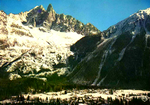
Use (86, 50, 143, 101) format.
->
(11, 23, 24, 29)
(0, 39, 9, 49)
(0, 27, 8, 34)
(11, 28, 32, 37)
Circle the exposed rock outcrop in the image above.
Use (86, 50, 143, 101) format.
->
(25, 4, 100, 35)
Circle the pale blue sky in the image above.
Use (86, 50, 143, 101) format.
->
(0, 0, 150, 31)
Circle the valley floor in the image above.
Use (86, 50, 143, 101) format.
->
(1, 89, 150, 104)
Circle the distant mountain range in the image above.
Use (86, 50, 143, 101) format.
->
(0, 4, 150, 90)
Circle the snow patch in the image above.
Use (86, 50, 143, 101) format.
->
(97, 76, 107, 86)
(117, 16, 142, 61)
(145, 34, 150, 48)
(86, 54, 93, 62)
(97, 39, 108, 48)
(91, 50, 108, 86)
(109, 36, 117, 54)
(91, 37, 117, 86)
(140, 17, 150, 48)
(9, 73, 21, 80)
(118, 34, 137, 61)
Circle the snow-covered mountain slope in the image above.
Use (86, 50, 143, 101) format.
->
(103, 8, 150, 38)
(68, 8, 150, 89)
(0, 10, 83, 81)
(1, 5, 150, 89)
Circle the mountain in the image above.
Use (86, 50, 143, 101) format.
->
(68, 8, 150, 89)
(22, 4, 100, 35)
(0, 4, 150, 90)
(0, 4, 101, 81)
(0, 10, 83, 81)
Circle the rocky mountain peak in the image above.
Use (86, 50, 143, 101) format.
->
(47, 4, 54, 13)
(101, 7, 150, 39)
(138, 7, 150, 15)
(39, 5, 45, 11)
(29, 5, 46, 13)
(129, 7, 150, 21)
(86, 23, 92, 25)
(24, 4, 100, 35)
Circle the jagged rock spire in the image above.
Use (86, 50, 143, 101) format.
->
(25, 3, 100, 35)
(47, 4, 54, 13)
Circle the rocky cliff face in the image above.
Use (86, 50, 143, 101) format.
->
(24, 4, 100, 35)
(68, 8, 150, 89)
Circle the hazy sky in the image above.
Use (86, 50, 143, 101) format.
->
(0, 0, 150, 31)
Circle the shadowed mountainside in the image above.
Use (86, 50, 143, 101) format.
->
(68, 8, 150, 89)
